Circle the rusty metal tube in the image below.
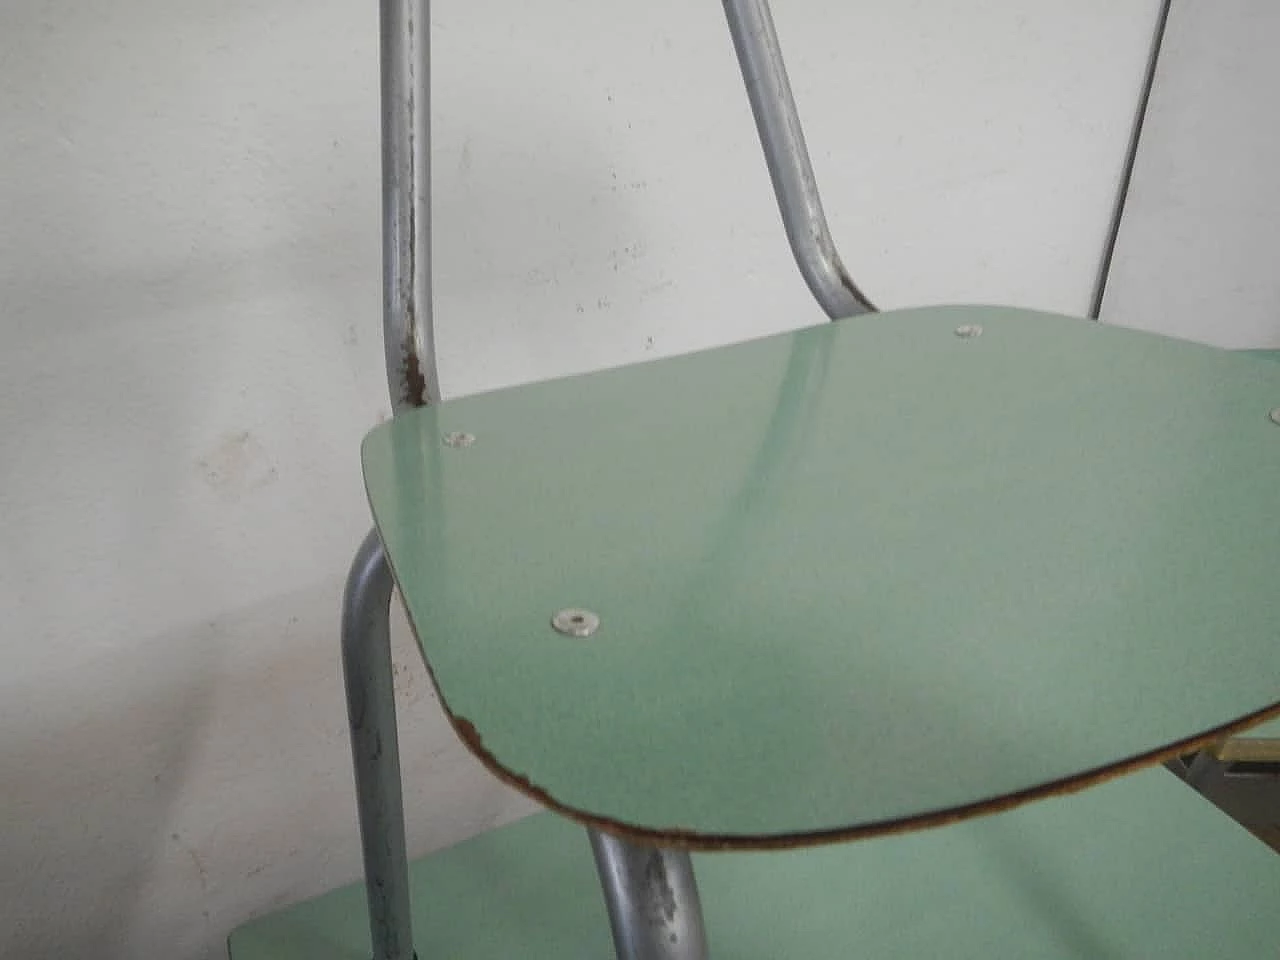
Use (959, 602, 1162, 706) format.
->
(589, 828, 709, 960)
(382, 0, 439, 410)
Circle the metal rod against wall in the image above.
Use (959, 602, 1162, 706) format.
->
(589, 828, 710, 960)
(382, 0, 439, 411)
(342, 530, 417, 960)
(1087, 0, 1173, 320)
(722, 0, 876, 320)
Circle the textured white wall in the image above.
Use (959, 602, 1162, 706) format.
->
(1101, 0, 1280, 348)
(0, 2, 1158, 957)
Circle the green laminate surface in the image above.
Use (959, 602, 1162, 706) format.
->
(1223, 350, 1280, 748)
(1249, 716, 1280, 737)
(229, 767, 1280, 959)
(1218, 350, 1279, 750)
(363, 305, 1280, 844)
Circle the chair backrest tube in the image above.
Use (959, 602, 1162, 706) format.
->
(721, 0, 876, 319)
(381, 0, 440, 411)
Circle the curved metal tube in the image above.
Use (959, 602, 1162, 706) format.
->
(342, 529, 417, 960)
(722, 0, 876, 319)
(382, 0, 872, 408)
(589, 829, 709, 960)
(381, 0, 440, 410)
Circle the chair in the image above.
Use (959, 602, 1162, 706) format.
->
(230, 2, 1280, 957)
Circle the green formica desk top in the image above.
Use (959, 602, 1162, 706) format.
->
(363, 305, 1280, 848)
(229, 768, 1280, 959)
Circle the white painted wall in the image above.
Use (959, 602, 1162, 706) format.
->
(1102, 0, 1280, 348)
(0, 2, 1158, 957)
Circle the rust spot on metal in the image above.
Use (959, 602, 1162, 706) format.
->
(643, 852, 677, 924)
(401, 327, 428, 408)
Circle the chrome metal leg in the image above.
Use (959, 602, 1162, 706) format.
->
(342, 529, 417, 960)
(588, 829, 709, 960)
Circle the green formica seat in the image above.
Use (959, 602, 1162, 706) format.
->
(363, 306, 1280, 847)
(229, 306, 1280, 958)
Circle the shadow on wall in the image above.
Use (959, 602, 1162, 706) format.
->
(0, 577, 536, 960)
(0, 620, 219, 957)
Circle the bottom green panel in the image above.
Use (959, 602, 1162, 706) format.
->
(229, 767, 1279, 959)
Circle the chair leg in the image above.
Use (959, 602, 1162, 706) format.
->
(1184, 749, 1226, 792)
(589, 828, 709, 960)
(342, 529, 417, 960)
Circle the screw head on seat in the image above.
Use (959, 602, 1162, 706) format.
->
(552, 608, 600, 638)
